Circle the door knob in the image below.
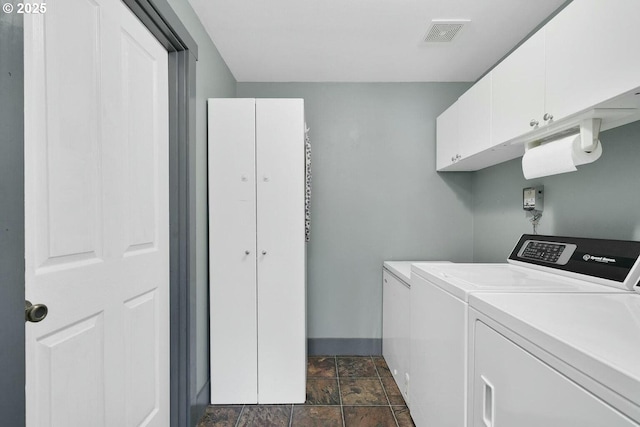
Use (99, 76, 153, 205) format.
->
(261, 250, 267, 255)
(245, 250, 250, 255)
(529, 119, 539, 127)
(25, 300, 48, 323)
(543, 113, 554, 122)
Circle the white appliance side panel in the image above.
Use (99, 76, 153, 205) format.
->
(256, 99, 306, 403)
(382, 270, 411, 403)
(471, 321, 638, 427)
(208, 98, 258, 404)
(410, 274, 467, 426)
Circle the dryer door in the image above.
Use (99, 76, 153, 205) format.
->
(471, 321, 638, 426)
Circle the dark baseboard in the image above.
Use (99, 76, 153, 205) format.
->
(191, 380, 210, 427)
(308, 338, 382, 356)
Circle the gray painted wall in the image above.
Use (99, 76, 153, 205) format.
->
(472, 120, 640, 262)
(165, 0, 236, 394)
(238, 83, 473, 341)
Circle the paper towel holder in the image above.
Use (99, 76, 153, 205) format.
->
(579, 118, 601, 152)
(524, 118, 602, 154)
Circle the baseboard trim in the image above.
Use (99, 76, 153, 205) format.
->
(191, 380, 210, 427)
(308, 338, 382, 356)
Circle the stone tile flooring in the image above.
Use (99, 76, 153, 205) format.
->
(198, 356, 415, 427)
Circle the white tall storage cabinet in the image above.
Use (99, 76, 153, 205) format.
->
(208, 98, 306, 404)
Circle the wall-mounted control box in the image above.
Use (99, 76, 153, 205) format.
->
(523, 186, 544, 211)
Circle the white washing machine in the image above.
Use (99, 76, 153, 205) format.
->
(409, 234, 640, 427)
(468, 292, 640, 426)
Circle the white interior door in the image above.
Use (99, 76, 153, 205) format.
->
(24, 0, 170, 424)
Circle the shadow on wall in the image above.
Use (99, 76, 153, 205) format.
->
(438, 171, 474, 212)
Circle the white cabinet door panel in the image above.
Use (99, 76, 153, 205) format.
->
(458, 74, 492, 159)
(436, 102, 459, 171)
(256, 99, 306, 404)
(208, 99, 258, 404)
(491, 30, 546, 145)
(472, 321, 638, 427)
(545, 0, 640, 122)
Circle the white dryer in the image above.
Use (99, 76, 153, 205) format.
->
(409, 234, 640, 427)
(468, 292, 640, 426)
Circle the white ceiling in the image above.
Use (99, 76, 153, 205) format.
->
(188, 0, 568, 82)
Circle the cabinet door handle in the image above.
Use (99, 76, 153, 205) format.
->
(261, 250, 267, 255)
(529, 119, 539, 128)
(543, 113, 554, 122)
(481, 375, 494, 427)
(245, 250, 250, 255)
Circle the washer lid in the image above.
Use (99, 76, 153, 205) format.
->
(411, 263, 626, 301)
(470, 292, 640, 413)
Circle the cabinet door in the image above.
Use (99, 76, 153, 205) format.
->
(545, 0, 640, 122)
(472, 321, 638, 427)
(208, 99, 258, 403)
(436, 102, 459, 170)
(458, 73, 492, 159)
(491, 30, 546, 145)
(256, 99, 306, 403)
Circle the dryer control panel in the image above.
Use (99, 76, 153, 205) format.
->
(508, 234, 640, 292)
(517, 240, 576, 265)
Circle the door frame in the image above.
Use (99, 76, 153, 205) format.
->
(0, 8, 26, 427)
(2, 1, 201, 425)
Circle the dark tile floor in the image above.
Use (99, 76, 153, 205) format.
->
(198, 356, 415, 427)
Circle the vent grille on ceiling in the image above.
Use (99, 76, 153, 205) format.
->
(424, 20, 469, 43)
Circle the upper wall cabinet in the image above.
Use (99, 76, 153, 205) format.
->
(437, 0, 640, 172)
(491, 31, 546, 146)
(545, 0, 640, 122)
(437, 74, 492, 170)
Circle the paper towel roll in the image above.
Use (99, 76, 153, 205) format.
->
(522, 135, 602, 180)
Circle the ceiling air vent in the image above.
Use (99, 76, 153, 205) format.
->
(424, 20, 469, 43)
